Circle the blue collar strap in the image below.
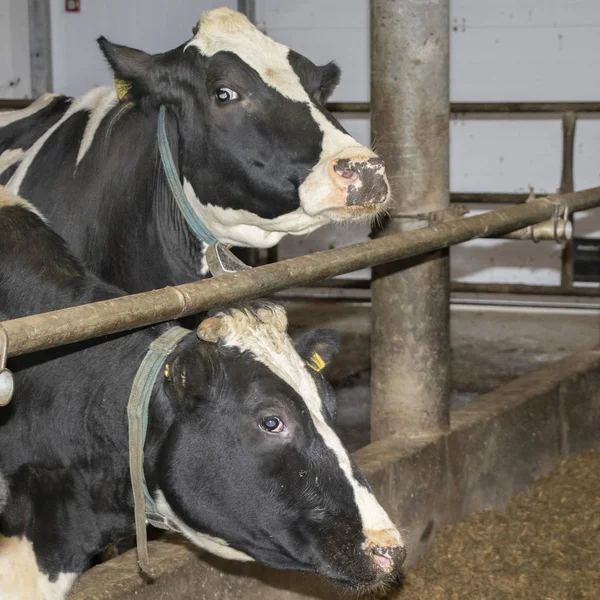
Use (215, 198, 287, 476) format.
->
(157, 105, 218, 246)
(127, 326, 190, 575)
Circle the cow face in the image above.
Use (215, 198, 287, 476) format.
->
(97, 8, 390, 248)
(151, 304, 405, 593)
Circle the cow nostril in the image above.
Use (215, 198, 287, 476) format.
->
(370, 545, 407, 571)
(333, 164, 358, 181)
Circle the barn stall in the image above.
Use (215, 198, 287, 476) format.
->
(1, 0, 600, 599)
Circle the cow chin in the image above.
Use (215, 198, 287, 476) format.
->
(314, 545, 405, 596)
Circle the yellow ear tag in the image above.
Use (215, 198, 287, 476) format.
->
(114, 77, 132, 101)
(164, 363, 170, 378)
(308, 352, 326, 373)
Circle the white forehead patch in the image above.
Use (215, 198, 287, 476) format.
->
(206, 305, 401, 542)
(188, 8, 306, 103)
(186, 8, 361, 158)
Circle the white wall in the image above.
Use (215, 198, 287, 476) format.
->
(0, 0, 31, 98)
(49, 0, 236, 96)
(265, 0, 600, 285)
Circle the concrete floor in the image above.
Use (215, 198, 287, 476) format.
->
(282, 296, 599, 451)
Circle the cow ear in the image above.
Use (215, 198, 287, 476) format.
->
(97, 37, 154, 100)
(294, 329, 339, 374)
(317, 61, 341, 103)
(163, 348, 209, 411)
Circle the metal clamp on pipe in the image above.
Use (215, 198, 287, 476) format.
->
(501, 200, 571, 242)
(501, 217, 572, 242)
(0, 325, 14, 406)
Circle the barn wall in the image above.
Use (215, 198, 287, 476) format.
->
(0, 0, 31, 99)
(48, 0, 237, 96)
(263, 0, 600, 286)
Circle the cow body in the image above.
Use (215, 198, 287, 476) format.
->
(0, 7, 389, 293)
(0, 187, 404, 599)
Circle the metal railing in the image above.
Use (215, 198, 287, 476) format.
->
(1, 187, 600, 358)
(321, 101, 599, 298)
(2, 98, 599, 299)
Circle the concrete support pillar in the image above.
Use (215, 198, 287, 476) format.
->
(370, 0, 451, 440)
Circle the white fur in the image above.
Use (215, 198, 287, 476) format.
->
(154, 491, 255, 562)
(7, 87, 112, 195)
(0, 475, 7, 514)
(0, 93, 59, 128)
(37, 573, 77, 600)
(185, 8, 386, 240)
(76, 90, 119, 165)
(204, 306, 403, 548)
(0, 536, 76, 600)
(0, 149, 24, 177)
(0, 184, 47, 222)
(183, 179, 326, 247)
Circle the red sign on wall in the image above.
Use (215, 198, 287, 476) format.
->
(65, 0, 80, 12)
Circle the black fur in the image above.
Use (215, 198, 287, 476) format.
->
(0, 204, 402, 593)
(1, 33, 349, 294)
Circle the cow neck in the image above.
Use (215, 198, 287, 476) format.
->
(127, 325, 190, 576)
(157, 105, 218, 246)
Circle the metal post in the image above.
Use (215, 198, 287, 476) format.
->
(237, 0, 256, 24)
(28, 0, 53, 96)
(559, 113, 576, 288)
(370, 0, 451, 440)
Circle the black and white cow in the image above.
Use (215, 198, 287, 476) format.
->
(0, 7, 389, 293)
(0, 187, 404, 599)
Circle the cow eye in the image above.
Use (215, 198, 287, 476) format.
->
(215, 87, 239, 103)
(260, 416, 285, 434)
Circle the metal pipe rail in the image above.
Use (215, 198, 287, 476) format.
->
(4, 99, 600, 114)
(2, 187, 600, 358)
(324, 102, 600, 114)
(450, 282, 600, 297)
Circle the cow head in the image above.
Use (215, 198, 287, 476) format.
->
(147, 303, 405, 593)
(97, 7, 390, 248)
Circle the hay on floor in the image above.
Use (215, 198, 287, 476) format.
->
(397, 449, 600, 600)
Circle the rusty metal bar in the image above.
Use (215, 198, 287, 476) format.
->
(2, 188, 600, 358)
(559, 113, 577, 288)
(450, 282, 600, 296)
(326, 102, 370, 113)
(325, 101, 600, 114)
(4, 99, 600, 114)
(273, 282, 600, 302)
(0, 99, 34, 110)
(370, 0, 451, 439)
(450, 192, 534, 204)
(450, 102, 600, 114)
